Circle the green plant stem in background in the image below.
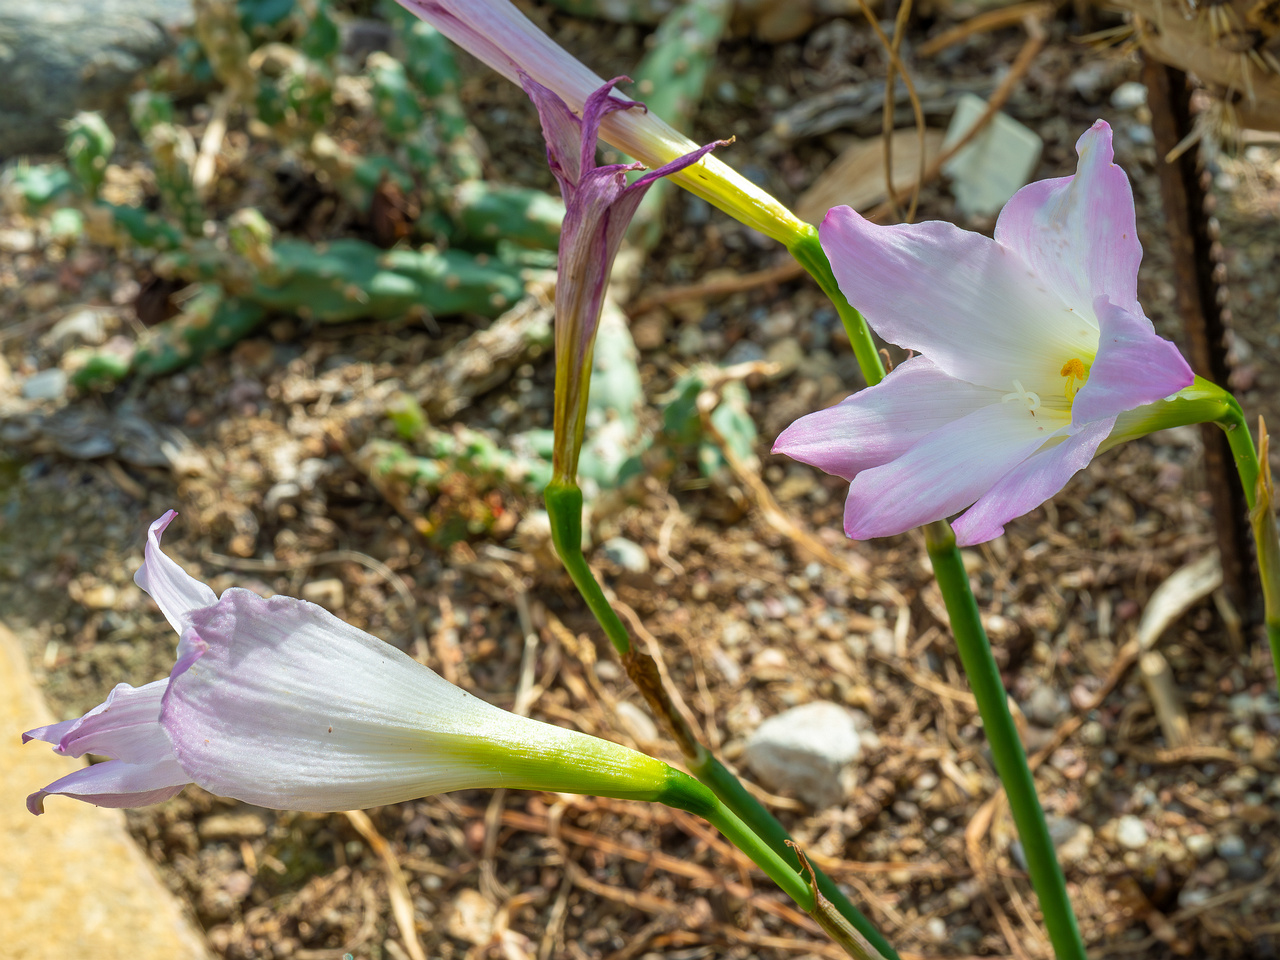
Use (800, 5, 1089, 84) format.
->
(1215, 395, 1259, 512)
(787, 227, 885, 387)
(924, 520, 1087, 960)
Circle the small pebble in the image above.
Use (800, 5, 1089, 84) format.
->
(21, 368, 67, 401)
(1111, 81, 1149, 109)
(1115, 815, 1148, 850)
(1216, 834, 1246, 859)
(1186, 833, 1215, 860)
(601, 537, 648, 574)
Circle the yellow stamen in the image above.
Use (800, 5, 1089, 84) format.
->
(1061, 358, 1090, 400)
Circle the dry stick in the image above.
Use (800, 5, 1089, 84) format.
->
(624, 19, 1046, 316)
(857, 0, 928, 223)
(344, 810, 428, 960)
(626, 260, 805, 315)
(869, 19, 1047, 223)
(917, 1, 1054, 56)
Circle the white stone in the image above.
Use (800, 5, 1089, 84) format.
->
(744, 701, 862, 809)
(1115, 815, 1148, 850)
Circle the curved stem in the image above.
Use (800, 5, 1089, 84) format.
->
(658, 769, 888, 960)
(786, 227, 885, 387)
(924, 520, 1086, 960)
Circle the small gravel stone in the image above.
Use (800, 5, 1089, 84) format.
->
(1186, 833, 1216, 860)
(1111, 82, 1149, 109)
(21, 368, 67, 401)
(744, 701, 862, 808)
(1216, 834, 1246, 859)
(1024, 682, 1068, 726)
(1115, 815, 1148, 850)
(601, 537, 648, 574)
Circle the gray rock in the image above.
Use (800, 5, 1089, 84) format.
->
(1216, 834, 1246, 859)
(21, 368, 66, 401)
(744, 701, 862, 809)
(600, 537, 649, 574)
(0, 0, 193, 157)
(1186, 832, 1215, 860)
(1025, 682, 1069, 727)
(1115, 815, 1148, 850)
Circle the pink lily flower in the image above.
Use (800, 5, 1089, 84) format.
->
(774, 122, 1195, 545)
(526, 73, 720, 480)
(393, 0, 806, 244)
(24, 512, 675, 814)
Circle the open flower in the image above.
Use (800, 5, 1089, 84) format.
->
(393, 0, 805, 244)
(774, 122, 1195, 545)
(24, 512, 676, 814)
(526, 74, 720, 481)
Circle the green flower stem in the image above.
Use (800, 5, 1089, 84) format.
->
(1214, 393, 1259, 511)
(545, 480, 633, 657)
(692, 752, 900, 960)
(658, 768, 888, 960)
(787, 227, 885, 387)
(545, 477, 899, 958)
(657, 768, 816, 911)
(924, 520, 1086, 960)
(1213, 398, 1280, 690)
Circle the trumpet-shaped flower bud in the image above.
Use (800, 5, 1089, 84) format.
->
(525, 74, 720, 480)
(393, 0, 805, 245)
(774, 122, 1195, 545)
(24, 512, 678, 814)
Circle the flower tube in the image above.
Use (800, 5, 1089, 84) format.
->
(775, 122, 1196, 545)
(24, 512, 685, 814)
(393, 0, 806, 245)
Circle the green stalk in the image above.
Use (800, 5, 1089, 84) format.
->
(1215, 401, 1280, 691)
(693, 752, 899, 959)
(657, 768, 888, 960)
(545, 480, 633, 656)
(1215, 394, 1259, 511)
(924, 520, 1086, 960)
(786, 226, 885, 387)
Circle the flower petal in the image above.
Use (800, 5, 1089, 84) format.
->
(24, 679, 175, 765)
(26, 757, 189, 816)
(773, 356, 999, 481)
(819, 206, 1097, 392)
(1071, 297, 1195, 425)
(844, 402, 1067, 539)
(995, 121, 1142, 320)
(133, 511, 217, 634)
(951, 416, 1117, 545)
(162, 589, 666, 811)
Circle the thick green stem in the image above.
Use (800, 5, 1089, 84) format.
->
(693, 753, 900, 959)
(787, 227, 885, 387)
(1215, 396, 1259, 511)
(1217, 402, 1280, 691)
(658, 769, 888, 960)
(924, 520, 1086, 960)
(545, 479, 633, 656)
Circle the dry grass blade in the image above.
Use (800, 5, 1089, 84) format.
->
(344, 809, 427, 960)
